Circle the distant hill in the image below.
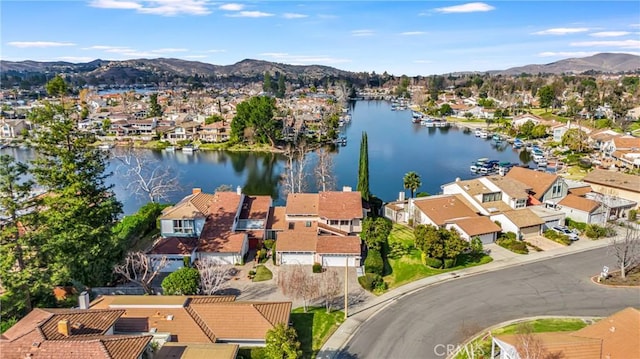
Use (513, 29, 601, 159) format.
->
(494, 53, 640, 75)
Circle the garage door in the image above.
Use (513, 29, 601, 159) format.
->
(521, 225, 540, 238)
(322, 255, 359, 267)
(543, 219, 560, 231)
(160, 258, 184, 272)
(281, 253, 314, 265)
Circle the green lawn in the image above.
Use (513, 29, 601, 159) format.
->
(454, 318, 589, 359)
(236, 307, 343, 359)
(389, 223, 414, 245)
(252, 265, 273, 282)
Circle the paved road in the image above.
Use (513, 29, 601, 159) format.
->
(338, 247, 640, 359)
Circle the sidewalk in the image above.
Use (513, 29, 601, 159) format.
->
(316, 234, 615, 359)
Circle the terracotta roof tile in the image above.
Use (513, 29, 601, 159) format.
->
(149, 237, 198, 255)
(316, 236, 361, 254)
(39, 309, 125, 340)
(101, 335, 153, 359)
(318, 191, 363, 219)
(505, 167, 559, 200)
(1, 308, 51, 341)
(161, 192, 218, 219)
(413, 195, 479, 226)
(267, 206, 287, 231)
(198, 232, 246, 253)
(285, 193, 319, 216)
(276, 230, 318, 252)
(573, 307, 640, 359)
(495, 332, 602, 359)
(450, 217, 502, 236)
(568, 186, 592, 196)
(240, 196, 272, 220)
(558, 194, 601, 213)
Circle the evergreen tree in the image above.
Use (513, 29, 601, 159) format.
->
(357, 132, 370, 202)
(148, 93, 163, 117)
(264, 323, 302, 359)
(29, 78, 123, 287)
(277, 74, 286, 98)
(263, 71, 272, 94)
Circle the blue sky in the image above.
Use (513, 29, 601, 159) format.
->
(1, 1, 639, 76)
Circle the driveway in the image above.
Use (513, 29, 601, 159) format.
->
(336, 246, 640, 359)
(526, 235, 565, 251)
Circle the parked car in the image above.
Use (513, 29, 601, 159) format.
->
(551, 226, 580, 241)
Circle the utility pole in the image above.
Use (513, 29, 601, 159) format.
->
(344, 257, 348, 320)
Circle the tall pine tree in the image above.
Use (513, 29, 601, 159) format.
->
(357, 132, 370, 202)
(29, 78, 123, 287)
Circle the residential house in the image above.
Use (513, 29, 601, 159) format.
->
(557, 194, 606, 224)
(505, 167, 568, 205)
(583, 169, 640, 210)
(0, 118, 26, 139)
(410, 194, 479, 227)
(90, 295, 291, 347)
(550, 121, 592, 143)
(490, 208, 544, 239)
(445, 217, 502, 244)
(607, 135, 640, 169)
(491, 307, 640, 359)
(588, 129, 619, 152)
(0, 306, 152, 359)
(527, 205, 566, 231)
(199, 121, 230, 143)
(156, 343, 238, 359)
(441, 176, 529, 215)
(511, 113, 543, 128)
(163, 121, 201, 144)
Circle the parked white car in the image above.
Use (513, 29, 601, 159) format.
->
(551, 226, 579, 241)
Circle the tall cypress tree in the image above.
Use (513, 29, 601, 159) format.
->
(357, 132, 370, 202)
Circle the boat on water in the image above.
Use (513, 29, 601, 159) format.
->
(475, 129, 483, 137)
(182, 145, 198, 154)
(164, 146, 176, 152)
(470, 157, 490, 172)
(479, 130, 489, 139)
(98, 143, 113, 151)
(334, 136, 347, 146)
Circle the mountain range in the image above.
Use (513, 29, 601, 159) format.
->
(1, 53, 638, 85)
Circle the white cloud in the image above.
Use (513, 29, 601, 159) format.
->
(351, 29, 374, 37)
(227, 11, 274, 18)
(433, 2, 495, 14)
(283, 13, 308, 19)
(570, 39, 640, 49)
(89, 0, 210, 16)
(259, 52, 350, 65)
(8, 41, 75, 48)
(219, 3, 244, 11)
(538, 51, 597, 57)
(533, 27, 589, 35)
(401, 31, 426, 36)
(151, 48, 188, 53)
(57, 56, 95, 62)
(589, 31, 631, 37)
(184, 55, 208, 59)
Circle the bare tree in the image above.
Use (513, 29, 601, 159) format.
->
(196, 257, 235, 295)
(113, 252, 167, 294)
(609, 226, 640, 279)
(116, 150, 180, 203)
(280, 142, 309, 196)
(277, 264, 318, 312)
(515, 323, 563, 359)
(319, 268, 342, 313)
(315, 147, 336, 192)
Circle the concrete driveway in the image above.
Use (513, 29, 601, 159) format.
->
(526, 235, 565, 251)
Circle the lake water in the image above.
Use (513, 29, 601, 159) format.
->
(2, 100, 528, 214)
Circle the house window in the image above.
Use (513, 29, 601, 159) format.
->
(551, 182, 563, 198)
(329, 220, 339, 226)
(482, 192, 502, 203)
(173, 220, 194, 234)
(340, 220, 350, 226)
(515, 199, 526, 209)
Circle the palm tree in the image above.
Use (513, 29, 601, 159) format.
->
(403, 171, 421, 198)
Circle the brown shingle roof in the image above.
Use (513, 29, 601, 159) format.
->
(485, 176, 531, 199)
(583, 169, 640, 193)
(1, 308, 52, 341)
(413, 195, 479, 226)
(450, 217, 502, 236)
(569, 186, 592, 196)
(502, 208, 545, 228)
(267, 206, 287, 231)
(316, 236, 361, 254)
(318, 191, 363, 219)
(285, 193, 319, 216)
(149, 237, 198, 255)
(276, 230, 318, 252)
(558, 194, 601, 213)
(495, 332, 602, 359)
(156, 343, 239, 359)
(573, 307, 640, 359)
(160, 192, 218, 219)
(505, 167, 559, 200)
(198, 192, 245, 253)
(198, 232, 246, 253)
(38, 309, 125, 340)
(613, 135, 640, 149)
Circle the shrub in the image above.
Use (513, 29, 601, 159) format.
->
(388, 239, 412, 258)
(566, 218, 587, 232)
(182, 256, 191, 268)
(312, 262, 323, 273)
(470, 237, 483, 254)
(364, 249, 384, 275)
(629, 209, 637, 222)
(408, 218, 414, 227)
(497, 238, 528, 254)
(424, 256, 443, 269)
(258, 248, 267, 262)
(358, 273, 384, 291)
(444, 258, 455, 269)
(263, 239, 275, 250)
(162, 267, 200, 295)
(543, 229, 571, 245)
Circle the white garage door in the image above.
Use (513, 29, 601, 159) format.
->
(322, 255, 358, 267)
(543, 219, 560, 231)
(160, 258, 184, 272)
(281, 253, 314, 265)
(521, 225, 540, 238)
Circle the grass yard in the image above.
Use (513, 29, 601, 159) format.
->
(291, 307, 345, 359)
(454, 318, 589, 359)
(389, 223, 414, 245)
(252, 265, 273, 282)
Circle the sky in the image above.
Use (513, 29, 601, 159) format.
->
(1, 1, 639, 76)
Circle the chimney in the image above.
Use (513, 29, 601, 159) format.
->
(398, 192, 405, 201)
(192, 188, 202, 195)
(455, 177, 460, 182)
(57, 320, 70, 337)
(78, 291, 90, 310)
(236, 185, 242, 195)
(342, 186, 352, 192)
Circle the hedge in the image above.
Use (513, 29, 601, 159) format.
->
(364, 249, 384, 275)
(443, 258, 455, 269)
(312, 263, 322, 273)
(424, 256, 443, 269)
(358, 273, 384, 291)
(162, 267, 200, 295)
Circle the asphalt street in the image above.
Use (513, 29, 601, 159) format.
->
(338, 247, 640, 359)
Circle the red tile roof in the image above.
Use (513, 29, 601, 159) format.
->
(149, 237, 198, 255)
(316, 236, 361, 254)
(240, 195, 272, 220)
(275, 230, 318, 252)
(318, 191, 363, 219)
(266, 206, 287, 231)
(558, 194, 601, 213)
(285, 193, 319, 216)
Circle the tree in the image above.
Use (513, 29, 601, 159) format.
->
(205, 114, 224, 125)
(357, 132, 370, 202)
(264, 323, 302, 359)
(231, 96, 280, 147)
(415, 225, 468, 265)
(314, 147, 335, 192)
(196, 257, 234, 295)
(439, 103, 453, 116)
(277, 74, 286, 98)
(116, 150, 181, 203)
(277, 264, 318, 312)
(263, 71, 272, 94)
(360, 217, 392, 252)
(162, 267, 200, 295)
(45, 75, 68, 98)
(319, 269, 342, 313)
(561, 128, 588, 152)
(0, 155, 44, 315)
(609, 226, 639, 280)
(537, 85, 555, 111)
(30, 77, 123, 287)
(470, 237, 483, 255)
(148, 93, 163, 117)
(281, 141, 309, 195)
(403, 171, 421, 198)
(515, 323, 563, 359)
(113, 252, 167, 294)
